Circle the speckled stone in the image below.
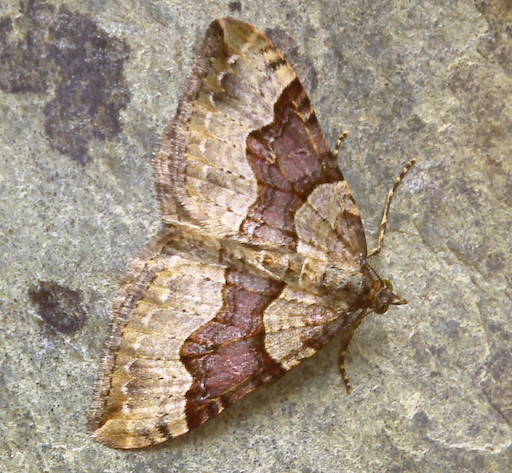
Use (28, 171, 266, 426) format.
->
(1, 1, 510, 472)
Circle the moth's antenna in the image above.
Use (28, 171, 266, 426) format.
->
(368, 158, 417, 257)
(333, 131, 349, 160)
(367, 262, 383, 281)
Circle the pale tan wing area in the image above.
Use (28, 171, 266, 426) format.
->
(89, 236, 227, 449)
(263, 286, 348, 370)
(295, 182, 367, 263)
(154, 18, 296, 236)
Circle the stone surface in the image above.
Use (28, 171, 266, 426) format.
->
(1, 0, 510, 472)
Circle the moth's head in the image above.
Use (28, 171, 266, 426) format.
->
(370, 278, 407, 314)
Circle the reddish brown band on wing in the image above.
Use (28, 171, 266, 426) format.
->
(242, 78, 344, 249)
(180, 269, 285, 430)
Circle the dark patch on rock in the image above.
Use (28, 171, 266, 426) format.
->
(363, 30, 392, 59)
(444, 319, 460, 339)
(484, 251, 505, 273)
(405, 115, 427, 134)
(488, 321, 511, 342)
(228, 1, 242, 13)
(478, 350, 512, 425)
(0, 1, 130, 164)
(475, 0, 512, 73)
(0, 15, 53, 93)
(29, 281, 87, 334)
(265, 27, 318, 94)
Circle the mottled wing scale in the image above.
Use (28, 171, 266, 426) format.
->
(90, 17, 371, 449)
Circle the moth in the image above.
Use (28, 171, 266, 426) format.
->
(89, 17, 415, 449)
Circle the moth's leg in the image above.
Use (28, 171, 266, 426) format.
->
(339, 309, 368, 394)
(333, 131, 349, 159)
(368, 158, 417, 257)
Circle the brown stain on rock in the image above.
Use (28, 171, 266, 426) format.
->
(28, 281, 87, 334)
(0, 1, 130, 164)
(228, 1, 242, 13)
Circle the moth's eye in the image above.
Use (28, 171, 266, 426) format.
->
(375, 305, 389, 315)
(383, 279, 393, 291)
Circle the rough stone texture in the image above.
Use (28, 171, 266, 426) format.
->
(1, 0, 510, 471)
